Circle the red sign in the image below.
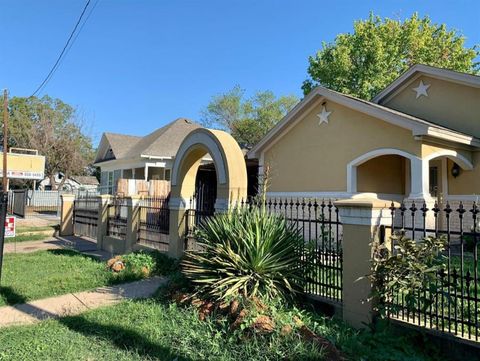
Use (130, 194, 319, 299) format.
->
(5, 216, 15, 238)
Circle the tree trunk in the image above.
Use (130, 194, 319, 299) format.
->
(49, 174, 57, 190)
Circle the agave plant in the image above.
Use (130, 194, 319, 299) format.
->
(181, 206, 307, 301)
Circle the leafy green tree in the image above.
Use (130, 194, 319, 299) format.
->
(201, 86, 298, 148)
(0, 95, 94, 189)
(303, 13, 479, 100)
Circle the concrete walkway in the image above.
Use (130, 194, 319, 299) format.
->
(4, 236, 112, 260)
(0, 277, 166, 328)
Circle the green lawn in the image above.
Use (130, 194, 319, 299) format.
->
(5, 233, 52, 243)
(0, 250, 147, 307)
(0, 297, 447, 361)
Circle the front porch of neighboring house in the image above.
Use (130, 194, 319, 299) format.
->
(100, 162, 172, 195)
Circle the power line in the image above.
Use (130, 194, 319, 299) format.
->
(31, 0, 92, 97)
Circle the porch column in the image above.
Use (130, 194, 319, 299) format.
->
(406, 157, 436, 232)
(408, 157, 430, 200)
(144, 165, 148, 181)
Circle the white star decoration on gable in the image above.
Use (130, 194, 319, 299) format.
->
(412, 80, 430, 99)
(317, 106, 332, 125)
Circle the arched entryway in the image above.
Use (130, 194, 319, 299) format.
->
(168, 128, 248, 257)
(347, 148, 420, 199)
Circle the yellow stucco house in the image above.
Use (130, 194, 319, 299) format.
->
(247, 65, 480, 215)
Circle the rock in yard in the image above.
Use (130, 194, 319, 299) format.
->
(252, 315, 275, 333)
(111, 260, 125, 272)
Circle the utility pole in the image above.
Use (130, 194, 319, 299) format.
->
(3, 89, 8, 190)
(0, 89, 9, 284)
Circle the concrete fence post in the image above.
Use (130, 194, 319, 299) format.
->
(334, 198, 399, 329)
(96, 194, 112, 251)
(168, 197, 188, 259)
(125, 195, 142, 253)
(60, 194, 75, 236)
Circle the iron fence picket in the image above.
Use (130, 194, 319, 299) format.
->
(184, 197, 343, 303)
(386, 200, 480, 342)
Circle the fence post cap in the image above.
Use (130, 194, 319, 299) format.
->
(334, 198, 399, 209)
(61, 193, 75, 201)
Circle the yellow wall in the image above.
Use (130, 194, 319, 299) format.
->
(447, 154, 480, 195)
(420, 142, 480, 196)
(357, 155, 406, 194)
(263, 101, 421, 192)
(384, 76, 480, 138)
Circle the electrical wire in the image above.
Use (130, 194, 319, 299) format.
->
(31, 0, 92, 97)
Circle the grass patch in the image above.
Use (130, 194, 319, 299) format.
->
(16, 225, 57, 233)
(0, 297, 447, 361)
(0, 249, 175, 307)
(5, 233, 52, 243)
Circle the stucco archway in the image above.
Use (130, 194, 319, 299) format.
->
(168, 128, 248, 257)
(347, 148, 421, 196)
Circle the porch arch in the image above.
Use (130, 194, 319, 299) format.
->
(347, 148, 421, 194)
(423, 149, 473, 170)
(170, 128, 248, 210)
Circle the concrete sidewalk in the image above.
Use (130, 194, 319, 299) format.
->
(0, 277, 166, 328)
(4, 236, 112, 260)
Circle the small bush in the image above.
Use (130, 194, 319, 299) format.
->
(110, 251, 178, 280)
(181, 206, 308, 302)
(370, 234, 447, 314)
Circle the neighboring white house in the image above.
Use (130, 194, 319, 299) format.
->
(94, 118, 211, 194)
(38, 174, 99, 191)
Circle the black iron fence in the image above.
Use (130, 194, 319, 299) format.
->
(73, 195, 99, 239)
(185, 197, 343, 303)
(386, 200, 480, 342)
(137, 196, 170, 251)
(107, 197, 128, 239)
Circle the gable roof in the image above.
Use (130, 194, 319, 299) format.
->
(103, 133, 142, 159)
(71, 175, 100, 186)
(124, 118, 201, 159)
(247, 85, 480, 159)
(95, 118, 201, 164)
(372, 64, 480, 104)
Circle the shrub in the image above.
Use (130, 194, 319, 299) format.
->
(370, 234, 447, 314)
(181, 206, 307, 302)
(113, 251, 178, 280)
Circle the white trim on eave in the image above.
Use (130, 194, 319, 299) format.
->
(372, 64, 480, 104)
(247, 83, 480, 160)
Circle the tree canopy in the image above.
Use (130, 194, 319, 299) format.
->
(0, 95, 94, 189)
(302, 13, 479, 100)
(201, 86, 298, 149)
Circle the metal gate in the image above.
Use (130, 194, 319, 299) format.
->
(73, 196, 99, 239)
(137, 196, 170, 251)
(11, 189, 27, 218)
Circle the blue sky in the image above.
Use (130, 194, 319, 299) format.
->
(1, 0, 479, 146)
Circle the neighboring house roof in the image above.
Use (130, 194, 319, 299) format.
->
(124, 118, 201, 160)
(372, 64, 480, 104)
(248, 84, 480, 159)
(95, 118, 200, 164)
(103, 133, 142, 160)
(71, 176, 100, 186)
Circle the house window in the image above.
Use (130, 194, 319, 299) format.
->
(108, 171, 114, 194)
(164, 169, 171, 181)
(429, 166, 438, 197)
